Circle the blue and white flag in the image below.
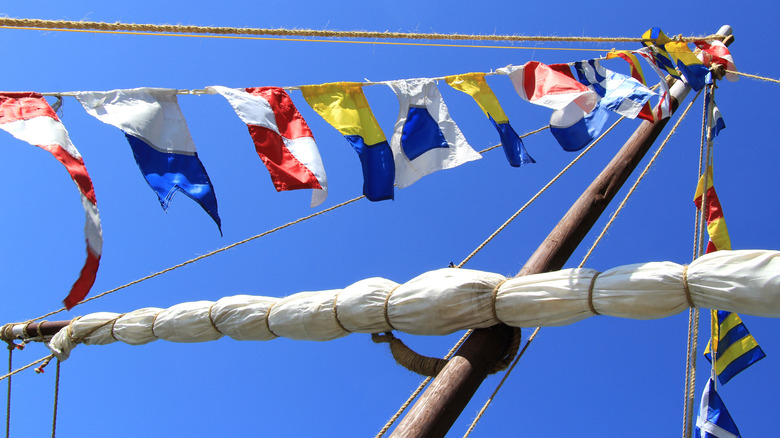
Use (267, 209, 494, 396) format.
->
(551, 61, 655, 151)
(77, 88, 221, 232)
(695, 378, 742, 438)
(708, 94, 726, 140)
(387, 78, 481, 188)
(574, 60, 656, 119)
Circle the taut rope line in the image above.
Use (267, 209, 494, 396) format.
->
(0, 18, 722, 44)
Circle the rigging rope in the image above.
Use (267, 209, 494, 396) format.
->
(5, 346, 11, 438)
(50, 361, 60, 438)
(461, 327, 541, 438)
(457, 118, 622, 268)
(0, 17, 722, 45)
(577, 89, 703, 268)
(727, 70, 780, 84)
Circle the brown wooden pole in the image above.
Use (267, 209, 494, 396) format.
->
(389, 27, 733, 438)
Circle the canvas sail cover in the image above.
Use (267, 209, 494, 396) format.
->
(45, 250, 780, 361)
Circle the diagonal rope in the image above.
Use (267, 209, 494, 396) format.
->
(0, 355, 54, 383)
(461, 327, 541, 437)
(726, 70, 780, 84)
(24, 194, 365, 323)
(457, 117, 624, 268)
(577, 89, 703, 268)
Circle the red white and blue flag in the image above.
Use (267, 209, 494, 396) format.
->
(0, 92, 103, 309)
(209, 86, 328, 207)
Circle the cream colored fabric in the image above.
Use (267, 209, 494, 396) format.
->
(46, 250, 780, 361)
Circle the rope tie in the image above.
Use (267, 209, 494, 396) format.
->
(382, 286, 400, 331)
(109, 314, 126, 341)
(490, 278, 510, 324)
(587, 272, 602, 316)
(150, 312, 161, 339)
(207, 304, 223, 335)
(331, 291, 350, 334)
(681, 265, 694, 308)
(263, 301, 280, 338)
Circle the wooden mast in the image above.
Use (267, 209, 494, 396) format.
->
(388, 26, 734, 438)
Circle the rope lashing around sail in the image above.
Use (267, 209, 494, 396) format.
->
(0, 17, 724, 44)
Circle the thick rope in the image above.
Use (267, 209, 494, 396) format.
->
(457, 118, 623, 268)
(461, 326, 541, 437)
(0, 18, 721, 44)
(373, 330, 472, 438)
(577, 90, 703, 268)
(0, 355, 54, 383)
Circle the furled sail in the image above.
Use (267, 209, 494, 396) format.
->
(44, 250, 780, 361)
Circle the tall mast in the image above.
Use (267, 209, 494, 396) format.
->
(389, 26, 734, 438)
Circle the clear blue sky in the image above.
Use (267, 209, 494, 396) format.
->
(1, 2, 778, 437)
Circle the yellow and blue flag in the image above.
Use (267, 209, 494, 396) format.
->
(301, 82, 395, 201)
(704, 310, 766, 385)
(445, 73, 534, 167)
(641, 27, 682, 80)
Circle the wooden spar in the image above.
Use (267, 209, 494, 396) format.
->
(389, 27, 734, 438)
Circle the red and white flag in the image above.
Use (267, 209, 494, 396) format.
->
(497, 61, 600, 112)
(0, 93, 102, 309)
(208, 86, 327, 207)
(695, 40, 738, 82)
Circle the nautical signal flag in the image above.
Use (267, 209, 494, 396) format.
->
(497, 61, 599, 112)
(704, 311, 766, 385)
(208, 86, 328, 207)
(300, 82, 394, 201)
(76, 88, 222, 233)
(635, 47, 672, 120)
(641, 27, 682, 80)
(695, 40, 738, 82)
(606, 50, 655, 122)
(572, 60, 655, 119)
(695, 378, 742, 438)
(665, 41, 711, 91)
(0, 92, 103, 309)
(444, 73, 534, 167)
(387, 78, 481, 188)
